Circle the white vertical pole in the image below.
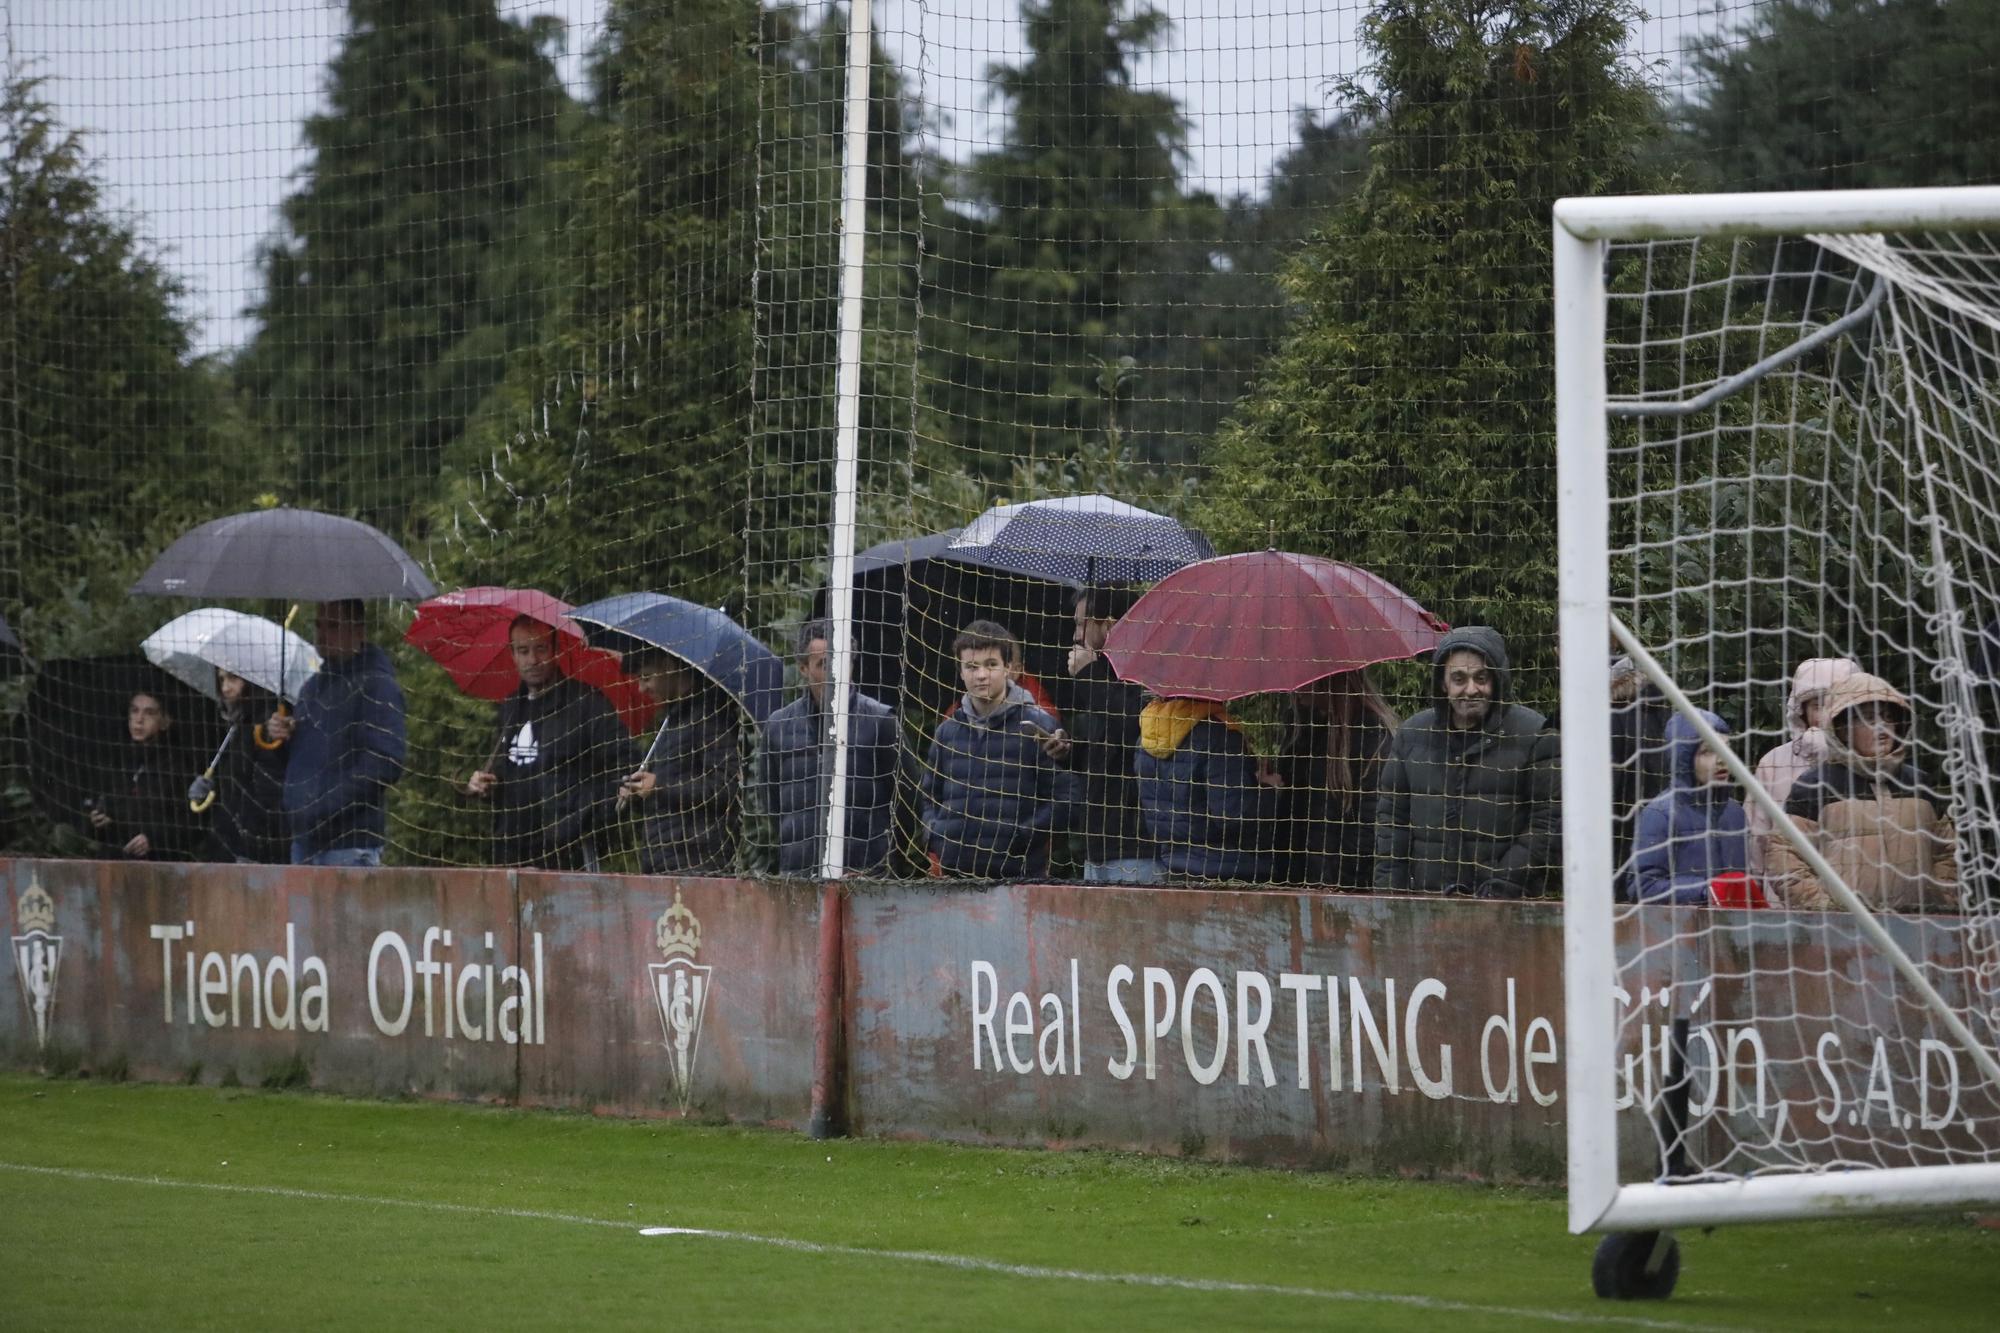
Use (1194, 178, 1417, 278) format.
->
(820, 0, 872, 881)
(1552, 206, 1620, 1235)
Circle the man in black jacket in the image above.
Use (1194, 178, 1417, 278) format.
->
(759, 620, 907, 877)
(1373, 626, 1560, 898)
(1064, 586, 1158, 883)
(466, 618, 633, 871)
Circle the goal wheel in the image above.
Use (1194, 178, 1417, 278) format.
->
(1591, 1231, 1680, 1301)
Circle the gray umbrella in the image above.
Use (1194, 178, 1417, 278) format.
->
(130, 507, 437, 601)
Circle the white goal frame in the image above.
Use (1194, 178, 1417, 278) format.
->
(1556, 186, 2000, 1234)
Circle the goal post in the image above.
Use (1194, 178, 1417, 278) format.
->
(1556, 187, 2000, 1236)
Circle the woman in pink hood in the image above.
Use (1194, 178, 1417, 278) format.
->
(1747, 657, 1859, 885)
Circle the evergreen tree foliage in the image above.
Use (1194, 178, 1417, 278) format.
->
(0, 75, 255, 650)
(924, 0, 1195, 478)
(1197, 0, 1666, 705)
(746, 5, 928, 640)
(423, 0, 759, 609)
(1124, 111, 1374, 466)
(1680, 0, 2000, 192)
(235, 0, 574, 536)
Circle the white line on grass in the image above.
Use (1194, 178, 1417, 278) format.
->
(2, 1161, 1734, 1332)
(638, 1226, 1733, 1331)
(0, 1160, 628, 1232)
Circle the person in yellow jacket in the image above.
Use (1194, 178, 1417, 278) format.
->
(1767, 671, 1958, 912)
(1135, 697, 1272, 881)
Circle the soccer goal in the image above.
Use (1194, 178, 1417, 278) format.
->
(1556, 186, 2000, 1296)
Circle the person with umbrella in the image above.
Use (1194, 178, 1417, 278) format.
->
(205, 669, 293, 864)
(618, 649, 744, 875)
(568, 592, 784, 878)
(143, 607, 322, 865)
(463, 617, 635, 872)
(1261, 670, 1400, 888)
(1063, 585, 1158, 884)
(1135, 694, 1273, 883)
(132, 507, 435, 869)
(1372, 627, 1561, 898)
(85, 688, 207, 862)
(759, 620, 909, 878)
(265, 601, 408, 867)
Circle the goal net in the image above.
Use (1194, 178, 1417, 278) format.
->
(1557, 188, 2000, 1231)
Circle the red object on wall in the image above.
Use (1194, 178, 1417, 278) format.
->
(406, 586, 656, 735)
(1708, 872, 1770, 909)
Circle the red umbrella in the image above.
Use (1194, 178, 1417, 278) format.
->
(406, 587, 656, 735)
(1102, 551, 1448, 701)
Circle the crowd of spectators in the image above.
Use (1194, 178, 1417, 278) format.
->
(55, 593, 1963, 910)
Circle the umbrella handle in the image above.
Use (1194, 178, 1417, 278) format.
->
(616, 716, 672, 811)
(253, 704, 289, 751)
(254, 603, 302, 749)
(189, 725, 236, 812)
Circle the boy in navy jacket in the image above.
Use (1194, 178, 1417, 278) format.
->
(922, 620, 1076, 878)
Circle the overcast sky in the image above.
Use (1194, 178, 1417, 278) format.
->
(9, 0, 1718, 352)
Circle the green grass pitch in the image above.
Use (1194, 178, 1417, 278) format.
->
(1, 1075, 1994, 1329)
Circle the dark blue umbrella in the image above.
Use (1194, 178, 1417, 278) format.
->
(567, 592, 785, 727)
(809, 527, 1077, 717)
(946, 494, 1212, 585)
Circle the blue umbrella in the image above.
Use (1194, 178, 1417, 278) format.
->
(567, 593, 785, 727)
(946, 494, 1212, 585)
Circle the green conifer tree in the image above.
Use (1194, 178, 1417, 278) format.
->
(1198, 0, 1666, 704)
(925, 0, 1194, 478)
(235, 0, 573, 536)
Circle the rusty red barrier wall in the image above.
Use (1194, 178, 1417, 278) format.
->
(0, 858, 820, 1127)
(841, 883, 1586, 1176)
(4, 859, 1989, 1181)
(839, 882, 1994, 1178)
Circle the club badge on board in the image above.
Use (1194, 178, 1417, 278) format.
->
(12, 878, 62, 1050)
(649, 889, 711, 1112)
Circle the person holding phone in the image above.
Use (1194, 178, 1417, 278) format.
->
(921, 619, 1077, 879)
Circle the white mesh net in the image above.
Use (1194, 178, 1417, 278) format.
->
(1599, 216, 2000, 1187)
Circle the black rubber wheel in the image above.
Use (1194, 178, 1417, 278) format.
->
(1591, 1231, 1681, 1300)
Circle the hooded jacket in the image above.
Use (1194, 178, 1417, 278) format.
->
(1631, 709, 1747, 904)
(208, 685, 290, 864)
(1372, 626, 1560, 895)
(923, 682, 1074, 878)
(1768, 672, 1958, 912)
(284, 643, 406, 857)
(488, 676, 634, 871)
(1135, 698, 1272, 881)
(1746, 657, 1859, 885)
(635, 686, 742, 876)
(760, 686, 904, 877)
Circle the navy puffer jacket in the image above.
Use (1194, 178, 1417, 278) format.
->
(1135, 700, 1272, 881)
(760, 688, 903, 876)
(923, 684, 1076, 878)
